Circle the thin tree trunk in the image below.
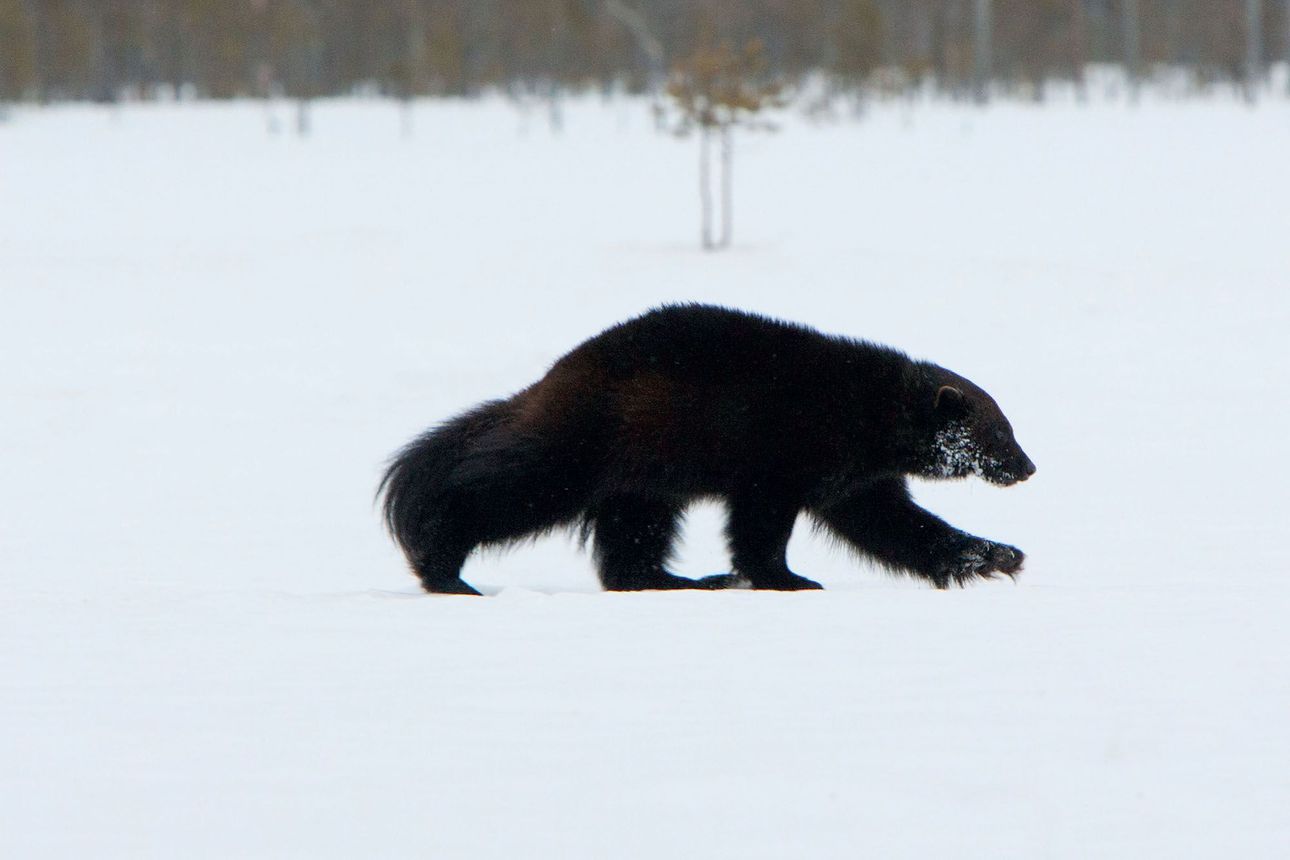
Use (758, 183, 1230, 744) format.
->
(1122, 0, 1141, 103)
(546, 84, 563, 134)
(1162, 0, 1183, 84)
(295, 22, 322, 138)
(1244, 0, 1262, 103)
(973, 0, 992, 104)
(296, 99, 311, 136)
(1285, 0, 1290, 96)
(699, 126, 714, 250)
(719, 126, 733, 248)
(23, 0, 47, 103)
(1071, 0, 1089, 103)
(88, 2, 115, 102)
(405, 0, 427, 136)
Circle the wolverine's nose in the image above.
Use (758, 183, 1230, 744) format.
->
(1018, 456, 1036, 479)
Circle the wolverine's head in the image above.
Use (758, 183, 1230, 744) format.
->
(912, 366, 1035, 487)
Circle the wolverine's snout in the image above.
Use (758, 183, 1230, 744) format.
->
(985, 452, 1035, 486)
(1020, 455, 1036, 479)
(1004, 453, 1036, 484)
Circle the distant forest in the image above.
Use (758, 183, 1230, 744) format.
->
(1, 1, 1287, 104)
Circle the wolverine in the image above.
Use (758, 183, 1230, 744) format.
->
(380, 304, 1035, 594)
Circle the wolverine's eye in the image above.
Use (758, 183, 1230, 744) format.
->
(992, 427, 1008, 443)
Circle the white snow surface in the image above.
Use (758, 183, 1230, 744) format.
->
(3, 96, 1288, 858)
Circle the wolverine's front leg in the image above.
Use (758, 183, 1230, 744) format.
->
(812, 479, 1024, 588)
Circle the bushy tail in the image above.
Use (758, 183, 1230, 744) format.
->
(377, 399, 511, 559)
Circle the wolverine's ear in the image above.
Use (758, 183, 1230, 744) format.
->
(935, 385, 966, 417)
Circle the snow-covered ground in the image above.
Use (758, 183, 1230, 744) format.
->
(3, 95, 1288, 857)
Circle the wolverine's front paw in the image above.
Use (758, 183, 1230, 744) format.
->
(932, 539, 1025, 589)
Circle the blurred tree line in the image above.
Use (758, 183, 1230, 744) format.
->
(1, 0, 1287, 104)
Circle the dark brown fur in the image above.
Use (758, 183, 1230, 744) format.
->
(380, 304, 1034, 594)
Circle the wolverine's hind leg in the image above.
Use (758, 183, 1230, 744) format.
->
(405, 514, 483, 595)
(590, 496, 732, 591)
(411, 475, 591, 595)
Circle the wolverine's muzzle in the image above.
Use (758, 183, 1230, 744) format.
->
(994, 454, 1036, 485)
